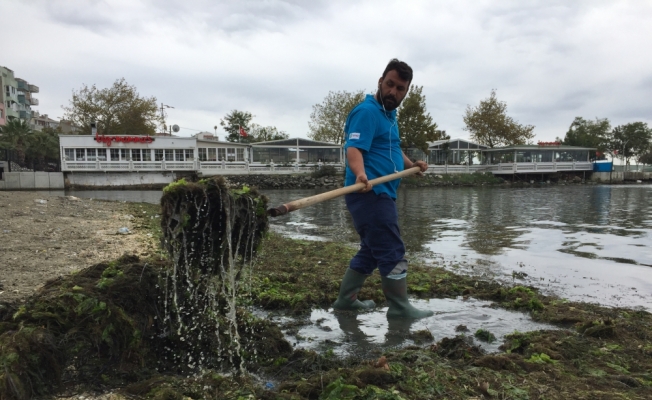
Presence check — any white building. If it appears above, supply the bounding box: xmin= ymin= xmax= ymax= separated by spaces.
xmin=59 ymin=134 xmax=343 ymax=186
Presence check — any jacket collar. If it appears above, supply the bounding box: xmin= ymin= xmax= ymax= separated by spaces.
xmin=365 ymin=94 xmax=397 ymax=119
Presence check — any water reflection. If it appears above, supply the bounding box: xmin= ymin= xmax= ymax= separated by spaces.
xmin=268 ymin=298 xmax=559 ymax=357
xmin=263 ymin=185 xmax=652 ymax=310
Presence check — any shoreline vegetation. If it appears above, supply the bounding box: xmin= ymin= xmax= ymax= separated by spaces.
xmin=0 ymin=194 xmax=651 ymax=399
xmin=60 ymin=169 xmax=631 ymax=192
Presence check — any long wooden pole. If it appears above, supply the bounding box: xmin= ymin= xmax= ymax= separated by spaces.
xmin=267 ymin=166 xmax=421 ymax=217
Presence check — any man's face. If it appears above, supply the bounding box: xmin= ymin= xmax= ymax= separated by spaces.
xmin=376 ymin=69 xmax=410 ymax=111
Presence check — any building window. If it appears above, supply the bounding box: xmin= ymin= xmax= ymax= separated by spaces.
xmin=120 ymin=149 xmax=129 ymax=161
xmin=175 ymin=149 xmax=184 ymax=161
xmin=64 ymin=149 xmax=74 ymax=161
xmin=75 ymin=149 xmax=85 ymax=161
xmin=165 ymin=149 xmax=174 ymax=161
xmin=227 ymin=148 xmax=235 ymax=161
xmin=217 ymin=148 xmax=226 ymax=161
xmin=131 ymin=149 xmax=141 ymax=161
xmin=143 ymin=149 xmax=152 ymax=161
xmin=155 ymin=149 xmax=164 ymax=161
xmin=516 ymin=151 xmax=533 ymax=163
xmin=198 ymin=148 xmax=207 ymax=161
xmin=87 ymin=148 xmax=97 ymax=161
xmin=236 ymin=148 xmax=244 ymax=162
xmin=97 ymin=149 xmax=107 ymax=161
xmin=185 ymin=149 xmax=194 ymax=161
xmin=208 ymin=148 xmax=216 ymax=161
xmin=110 ymin=149 xmax=120 ymax=161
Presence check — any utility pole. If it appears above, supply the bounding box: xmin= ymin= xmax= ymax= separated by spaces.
xmin=160 ymin=103 xmax=174 ymax=135
xmin=622 ymin=139 xmax=629 ymax=172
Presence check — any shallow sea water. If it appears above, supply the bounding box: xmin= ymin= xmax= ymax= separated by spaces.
xmin=49 ymin=184 xmax=651 ymax=354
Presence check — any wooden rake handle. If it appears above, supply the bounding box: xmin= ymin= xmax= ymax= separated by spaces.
xmin=267 ymin=166 xmax=421 ymax=217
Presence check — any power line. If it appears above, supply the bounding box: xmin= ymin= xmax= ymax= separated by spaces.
xmin=178 ymin=126 xmax=208 ymax=132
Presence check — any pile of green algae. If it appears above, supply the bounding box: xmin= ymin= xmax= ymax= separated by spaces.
xmin=1 ymin=182 xmax=651 ymax=399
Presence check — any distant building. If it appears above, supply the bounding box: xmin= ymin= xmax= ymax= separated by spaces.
xmin=57 ymin=119 xmax=80 ymax=134
xmin=0 ymin=66 xmax=39 ymax=126
xmin=30 ymin=112 xmax=59 ymax=131
xmin=194 ymin=131 xmax=220 ymax=141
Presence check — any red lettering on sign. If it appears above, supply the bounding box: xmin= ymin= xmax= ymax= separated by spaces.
xmin=94 ymin=134 xmax=154 ymax=147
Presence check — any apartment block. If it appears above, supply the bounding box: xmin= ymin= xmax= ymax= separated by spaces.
xmin=0 ymin=65 xmax=39 ymax=126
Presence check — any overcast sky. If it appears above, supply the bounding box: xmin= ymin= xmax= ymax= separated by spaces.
xmin=3 ymin=0 xmax=651 ymax=142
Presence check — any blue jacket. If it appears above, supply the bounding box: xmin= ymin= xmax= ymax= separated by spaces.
xmin=344 ymin=94 xmax=403 ymax=198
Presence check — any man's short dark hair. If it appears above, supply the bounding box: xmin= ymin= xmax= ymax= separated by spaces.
xmin=382 ymin=59 xmax=413 ymax=83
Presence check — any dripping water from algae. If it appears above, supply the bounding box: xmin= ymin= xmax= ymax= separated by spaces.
xmin=159 ymin=178 xmax=267 ymax=375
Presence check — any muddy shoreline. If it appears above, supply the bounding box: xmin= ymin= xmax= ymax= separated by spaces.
xmin=0 ymin=191 xmax=157 ymax=304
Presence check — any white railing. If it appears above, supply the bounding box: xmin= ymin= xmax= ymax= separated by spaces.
xmin=132 ymin=162 xmax=163 ymax=170
xmin=99 ymin=161 xmax=130 ymax=170
xmin=64 ymin=162 xmax=98 ymax=170
xmin=482 ymin=162 xmax=593 ymax=174
xmin=63 ymin=160 xmax=593 ymax=175
xmin=64 ymin=160 xmax=195 ymax=172
xmin=425 ymin=165 xmax=490 ymax=174
xmin=198 ymin=162 xmax=344 ymax=175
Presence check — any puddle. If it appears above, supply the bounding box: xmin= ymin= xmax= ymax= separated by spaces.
xmin=256 ymin=297 xmax=560 ymax=358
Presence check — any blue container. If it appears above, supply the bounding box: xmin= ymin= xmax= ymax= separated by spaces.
xmin=593 ymin=162 xmax=612 ymax=172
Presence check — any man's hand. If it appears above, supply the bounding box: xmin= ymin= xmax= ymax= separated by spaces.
xmin=411 ymin=160 xmax=428 ymax=176
xmin=347 ymin=147 xmax=372 ymax=192
xmin=356 ymin=173 xmax=372 ymax=192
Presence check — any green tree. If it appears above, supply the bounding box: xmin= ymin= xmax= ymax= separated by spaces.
xmin=638 ymin=148 xmax=652 ymax=166
xmin=62 ymin=78 xmax=161 ymax=136
xmin=463 ymin=89 xmax=535 ymax=148
xmin=220 ymin=110 xmax=253 ymax=143
xmin=248 ymin=124 xmax=289 ymax=142
xmin=308 ymin=90 xmax=365 ymax=144
xmin=397 ymin=85 xmax=446 ymax=153
xmin=561 ymin=117 xmax=611 ymax=158
xmin=27 ymin=127 xmax=60 ymax=165
xmin=611 ymin=122 xmax=652 ymax=168
xmin=0 ymin=119 xmax=32 ymax=164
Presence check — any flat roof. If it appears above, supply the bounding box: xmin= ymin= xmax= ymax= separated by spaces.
xmin=483 ymin=145 xmax=596 ymax=151
xmin=252 ymin=138 xmax=340 ymax=147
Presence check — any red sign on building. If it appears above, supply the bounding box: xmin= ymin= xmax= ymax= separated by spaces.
xmin=94 ymin=134 xmax=154 ymax=147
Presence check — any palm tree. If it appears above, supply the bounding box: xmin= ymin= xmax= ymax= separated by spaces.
xmin=27 ymin=129 xmax=60 ymax=170
xmin=0 ymin=119 xmax=32 ymax=165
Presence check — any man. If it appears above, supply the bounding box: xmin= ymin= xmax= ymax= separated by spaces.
xmin=332 ymin=59 xmax=433 ymax=319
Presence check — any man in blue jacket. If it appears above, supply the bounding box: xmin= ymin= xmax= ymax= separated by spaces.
xmin=332 ymin=59 xmax=433 ymax=319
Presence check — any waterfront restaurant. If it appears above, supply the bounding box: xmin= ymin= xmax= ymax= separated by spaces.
xmin=59 ymin=134 xmax=343 ymax=175
xmin=480 ymin=142 xmax=594 ymax=174
xmin=423 ymin=139 xmax=595 ymax=175
xmin=250 ymin=138 xmax=343 ymax=165
xmin=60 ymin=134 xmax=200 ymax=172
xmin=427 ymin=138 xmax=488 ymax=166
xmin=60 ymin=134 xmax=593 ymax=177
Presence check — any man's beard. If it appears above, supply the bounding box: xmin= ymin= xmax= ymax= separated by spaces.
xmin=376 ymin=88 xmax=401 ymax=111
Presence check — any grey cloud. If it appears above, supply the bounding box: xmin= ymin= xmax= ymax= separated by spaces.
xmin=44 ymin=0 xmax=117 ymax=32
xmin=39 ymin=0 xmax=332 ymax=36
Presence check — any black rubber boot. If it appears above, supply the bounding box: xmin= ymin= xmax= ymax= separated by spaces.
xmin=381 ymin=276 xmax=434 ymax=319
xmin=333 ymin=268 xmax=376 ymax=310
